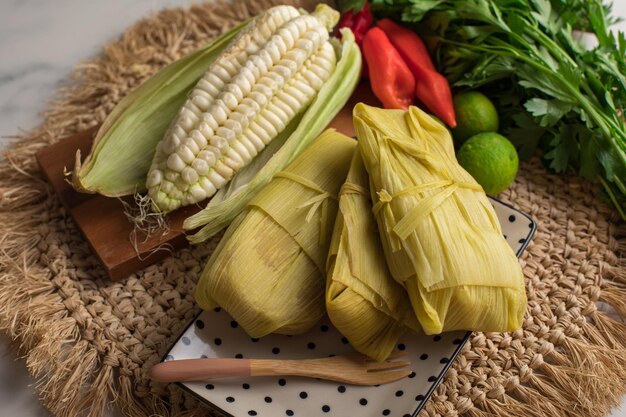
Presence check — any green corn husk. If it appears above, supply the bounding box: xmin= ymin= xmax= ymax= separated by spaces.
xmin=195 ymin=130 xmax=356 ymax=337
xmin=326 ymin=152 xmax=419 ymax=362
xmin=72 ymin=21 xmax=248 ymax=196
xmin=184 ymin=28 xmax=361 ymax=243
xmin=353 ymin=103 xmax=527 ymax=335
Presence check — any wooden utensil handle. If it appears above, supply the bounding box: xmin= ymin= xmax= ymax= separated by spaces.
xmin=249 ymin=359 xmax=327 ymax=378
xmin=150 ymin=358 xmax=252 ymax=382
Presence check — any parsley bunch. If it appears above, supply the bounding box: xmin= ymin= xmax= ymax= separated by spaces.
xmin=369 ymin=0 xmax=626 ymax=218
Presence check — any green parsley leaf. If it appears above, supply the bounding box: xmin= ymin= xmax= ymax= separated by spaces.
xmin=339 ymin=0 xmax=367 ymax=13
xmin=401 ymin=0 xmax=443 ymax=22
xmin=506 ymin=112 xmax=546 ymax=160
xmin=524 ymin=98 xmax=573 ymax=128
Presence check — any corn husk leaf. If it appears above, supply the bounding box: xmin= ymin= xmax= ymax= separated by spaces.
xmin=326 ymin=152 xmax=419 ymax=361
xmin=195 ymin=130 xmax=356 ymax=337
xmin=184 ymin=28 xmax=361 ymax=243
xmin=72 ymin=21 xmax=248 ymax=196
xmin=353 ymin=103 xmax=527 ymax=335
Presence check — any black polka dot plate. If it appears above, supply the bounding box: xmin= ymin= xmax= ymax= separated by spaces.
xmin=163 ymin=197 xmax=535 ymax=417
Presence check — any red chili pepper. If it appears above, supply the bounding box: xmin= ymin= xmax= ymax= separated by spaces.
xmin=337 ymin=2 xmax=373 ymax=47
xmin=362 ymin=27 xmax=415 ymax=110
xmin=414 ymin=72 xmax=457 ymax=127
xmin=377 ymin=19 xmax=457 ymax=127
xmin=337 ymin=3 xmax=374 ymax=78
xmin=377 ymin=19 xmax=435 ymax=71
xmin=337 ymin=10 xmax=356 ymax=32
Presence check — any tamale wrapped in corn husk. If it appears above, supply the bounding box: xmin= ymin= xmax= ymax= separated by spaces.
xmin=195 ymin=129 xmax=356 ymax=337
xmin=353 ymin=103 xmax=527 ymax=335
xmin=326 ymin=152 xmax=420 ymax=361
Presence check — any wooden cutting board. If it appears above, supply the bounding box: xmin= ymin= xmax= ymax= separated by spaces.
xmin=36 ymin=82 xmax=380 ymax=281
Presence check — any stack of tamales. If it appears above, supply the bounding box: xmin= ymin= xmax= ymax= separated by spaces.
xmin=353 ymin=103 xmax=526 ymax=335
xmin=195 ymin=130 xmax=356 ymax=337
xmin=326 ymin=152 xmax=419 ymax=361
xmin=195 ymin=102 xmax=527 ymax=355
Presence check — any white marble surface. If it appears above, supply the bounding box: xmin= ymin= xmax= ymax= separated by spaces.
xmin=0 ymin=1 xmax=625 ymax=416
xmin=0 ymin=0 xmax=186 ymax=139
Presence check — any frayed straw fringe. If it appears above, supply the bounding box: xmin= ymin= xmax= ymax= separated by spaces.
xmin=0 ymin=0 xmax=624 ymax=417
xmin=419 ymin=311 xmax=626 ymax=417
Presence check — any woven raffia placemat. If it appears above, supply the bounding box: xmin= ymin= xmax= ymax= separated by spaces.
xmin=0 ymin=1 xmax=625 ymax=416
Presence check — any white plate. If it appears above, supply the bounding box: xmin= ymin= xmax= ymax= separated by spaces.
xmin=164 ymin=197 xmax=536 ymax=417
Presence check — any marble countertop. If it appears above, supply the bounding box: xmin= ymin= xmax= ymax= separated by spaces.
xmin=0 ymin=1 xmax=625 ymax=417
xmin=0 ymin=0 xmax=188 ymax=138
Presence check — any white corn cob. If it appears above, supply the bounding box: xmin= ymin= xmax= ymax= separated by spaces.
xmin=150 ymin=5 xmax=301 ymax=168
xmin=146 ymin=6 xmax=338 ymax=212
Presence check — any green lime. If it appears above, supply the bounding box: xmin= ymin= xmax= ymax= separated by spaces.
xmin=456 ymin=132 xmax=519 ymax=195
xmin=452 ymin=91 xmax=499 ymax=146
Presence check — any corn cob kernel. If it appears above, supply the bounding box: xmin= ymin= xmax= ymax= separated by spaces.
xmin=147 ymin=9 xmax=338 ymax=212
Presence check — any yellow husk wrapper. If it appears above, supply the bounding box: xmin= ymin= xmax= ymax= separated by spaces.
xmin=353 ymin=103 xmax=527 ymax=335
xmin=195 ymin=129 xmax=356 ymax=337
xmin=326 ymin=152 xmax=419 ymax=361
